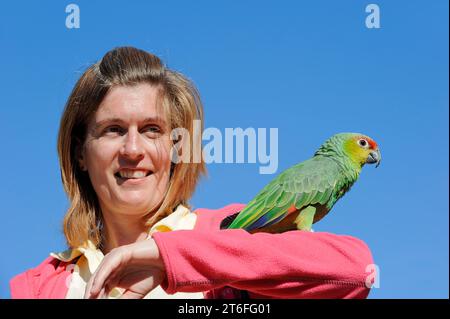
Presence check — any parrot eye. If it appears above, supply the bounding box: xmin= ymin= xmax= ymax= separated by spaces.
xmin=358 ymin=139 xmax=369 ymax=149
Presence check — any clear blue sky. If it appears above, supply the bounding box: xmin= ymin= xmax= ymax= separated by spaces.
xmin=0 ymin=0 xmax=448 ymax=298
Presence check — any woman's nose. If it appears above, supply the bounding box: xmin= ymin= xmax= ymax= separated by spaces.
xmin=120 ymin=129 xmax=145 ymax=160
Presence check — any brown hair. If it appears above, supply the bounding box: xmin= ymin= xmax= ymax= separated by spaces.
xmin=57 ymin=47 xmax=206 ymax=248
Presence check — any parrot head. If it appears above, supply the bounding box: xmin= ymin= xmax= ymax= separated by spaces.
xmin=342 ymin=133 xmax=381 ymax=168
xmin=315 ymin=133 xmax=381 ymax=169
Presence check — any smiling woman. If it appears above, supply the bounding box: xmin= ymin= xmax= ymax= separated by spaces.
xmin=79 ymin=84 xmax=173 ymax=254
xmin=58 ymin=48 xmax=205 ymax=253
xmin=9 ymin=47 xmax=375 ymax=299
xmin=77 ymin=84 xmax=174 ymax=252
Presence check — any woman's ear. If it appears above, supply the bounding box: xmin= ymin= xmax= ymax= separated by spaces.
xmin=78 ymin=158 xmax=87 ymax=171
xmin=170 ymin=162 xmax=176 ymax=178
xmin=75 ymin=138 xmax=87 ymax=171
xmin=171 ymin=129 xmax=192 ymax=164
xmin=170 ymin=133 xmax=184 ymax=164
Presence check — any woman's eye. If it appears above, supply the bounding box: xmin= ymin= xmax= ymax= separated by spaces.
xmin=101 ymin=125 xmax=162 ymax=137
xmin=143 ymin=125 xmax=161 ymax=135
xmin=104 ymin=126 xmax=124 ymax=135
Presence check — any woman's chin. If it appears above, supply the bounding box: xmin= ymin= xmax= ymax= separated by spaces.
xmin=113 ymin=198 xmax=156 ymax=215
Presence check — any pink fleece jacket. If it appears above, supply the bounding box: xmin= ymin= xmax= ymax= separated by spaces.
xmin=10 ymin=203 xmax=374 ymax=299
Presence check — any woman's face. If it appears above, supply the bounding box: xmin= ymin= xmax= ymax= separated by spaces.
xmin=80 ymin=84 xmax=172 ymax=219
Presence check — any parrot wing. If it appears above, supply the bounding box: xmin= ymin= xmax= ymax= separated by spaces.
xmin=227 ymin=156 xmax=339 ymax=231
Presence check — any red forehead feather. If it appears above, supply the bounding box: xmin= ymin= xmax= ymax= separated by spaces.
xmin=367 ymin=138 xmax=378 ymax=149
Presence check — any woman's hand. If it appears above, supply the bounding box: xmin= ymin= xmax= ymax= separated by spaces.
xmin=84 ymin=238 xmax=166 ymax=299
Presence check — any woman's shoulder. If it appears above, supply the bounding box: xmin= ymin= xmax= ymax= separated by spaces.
xmin=10 ymin=255 xmax=71 ymax=299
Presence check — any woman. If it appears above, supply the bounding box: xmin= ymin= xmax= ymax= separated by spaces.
xmin=10 ymin=47 xmax=374 ymax=299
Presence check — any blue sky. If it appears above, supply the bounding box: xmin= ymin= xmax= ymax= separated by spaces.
xmin=0 ymin=0 xmax=448 ymax=298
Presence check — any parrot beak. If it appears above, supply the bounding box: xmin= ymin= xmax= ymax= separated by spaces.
xmin=366 ymin=149 xmax=381 ymax=168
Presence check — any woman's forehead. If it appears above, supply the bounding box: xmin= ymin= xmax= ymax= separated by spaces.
xmin=93 ymin=84 xmax=168 ymax=124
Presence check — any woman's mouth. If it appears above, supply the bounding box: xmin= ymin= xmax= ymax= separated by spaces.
xmin=114 ymin=169 xmax=153 ymax=182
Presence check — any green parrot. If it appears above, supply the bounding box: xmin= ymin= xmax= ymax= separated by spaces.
xmin=221 ymin=133 xmax=381 ymax=233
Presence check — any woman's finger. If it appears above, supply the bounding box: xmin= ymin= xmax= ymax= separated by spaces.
xmin=84 ymin=267 xmax=101 ymax=299
xmin=89 ymin=252 xmax=123 ymax=297
xmin=119 ymin=290 xmax=144 ymax=299
xmin=103 ymin=269 xmax=124 ymax=295
xmin=92 ymin=254 xmax=123 ymax=294
xmin=98 ymin=286 xmax=106 ymax=299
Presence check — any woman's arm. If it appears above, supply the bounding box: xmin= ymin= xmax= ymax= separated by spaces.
xmin=152 ymin=228 xmax=374 ymax=298
xmin=84 ymin=204 xmax=375 ymax=299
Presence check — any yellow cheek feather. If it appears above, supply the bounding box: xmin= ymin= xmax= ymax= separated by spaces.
xmin=344 ymin=139 xmax=371 ymax=167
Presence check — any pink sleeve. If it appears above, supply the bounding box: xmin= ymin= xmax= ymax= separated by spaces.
xmin=152 ymin=228 xmax=374 ymax=298
xmin=10 ymin=256 xmax=71 ymax=299
xmin=10 ymin=271 xmax=35 ymax=299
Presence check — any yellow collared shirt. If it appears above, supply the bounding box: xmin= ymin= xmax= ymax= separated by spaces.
xmin=51 ymin=205 xmax=204 ymax=299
